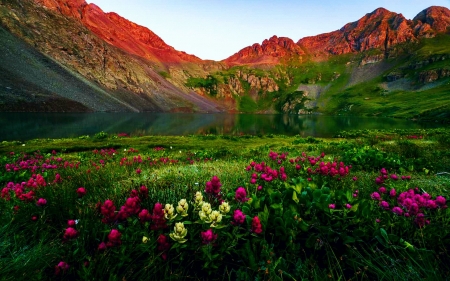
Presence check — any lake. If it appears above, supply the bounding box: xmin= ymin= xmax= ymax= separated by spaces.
xmin=0 ymin=113 xmax=445 ymax=141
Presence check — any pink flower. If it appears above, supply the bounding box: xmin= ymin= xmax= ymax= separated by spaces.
xmin=139 ymin=185 xmax=149 ymax=198
xmin=389 ymin=188 xmax=397 ymax=198
xmin=232 ymin=209 xmax=246 ymax=225
xmin=157 ymin=234 xmax=171 ymax=260
xmin=379 ymin=187 xmax=386 ymax=194
xmin=67 ymin=220 xmax=76 ymax=227
xmin=235 ymin=187 xmax=249 ymax=202
xmin=376 ymin=219 xmax=381 ymax=223
xmin=328 ymin=204 xmax=335 ymax=209
xmin=98 ymin=242 xmax=107 ymax=251
xmin=379 ymin=201 xmax=390 ymax=210
xmin=257 ymin=185 xmax=263 ymax=191
xmin=352 ymin=177 xmax=358 ymax=181
xmin=251 ymin=216 xmax=263 ymax=234
xmin=205 ymin=176 xmax=222 ymax=198
xmin=138 ymin=209 xmax=152 ymax=222
xmin=55 ymin=261 xmax=69 ymax=275
xmin=100 ymin=200 xmax=116 ymax=223
xmin=201 ymin=229 xmax=218 ymax=244
xmin=392 ymin=207 xmax=403 ymax=216
xmin=107 ymin=229 xmax=122 ymax=247
xmin=151 ymin=203 xmax=167 ymax=230
xmin=63 ymin=227 xmax=78 ymax=240
xmin=390 ymin=174 xmax=399 ymax=181
xmin=436 ymin=196 xmax=446 ymax=207
xmin=345 ymin=204 xmax=352 ymax=209
xmin=76 ymin=187 xmax=86 ymax=197
xmin=36 ymin=198 xmax=47 ymax=206
xmin=371 ymin=192 xmax=381 ymax=201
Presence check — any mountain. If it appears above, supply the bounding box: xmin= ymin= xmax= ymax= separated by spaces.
xmin=226 ymin=6 xmax=450 ymax=63
xmin=0 ymin=0 xmax=223 ymax=112
xmin=0 ymin=0 xmax=449 ymax=119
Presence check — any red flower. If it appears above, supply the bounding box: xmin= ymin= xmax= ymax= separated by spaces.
xmin=251 ymin=216 xmax=263 ymax=234
xmin=139 ymin=185 xmax=149 ymax=198
xmin=235 ymin=187 xmax=248 ymax=203
xmin=98 ymin=242 xmax=107 ymax=251
xmin=138 ymin=209 xmax=152 ymax=222
xmin=157 ymin=234 xmax=171 ymax=260
xmin=205 ymin=176 xmax=222 ymax=198
xmin=107 ymin=229 xmax=122 ymax=247
xmin=151 ymin=203 xmax=167 ymax=230
xmin=232 ymin=209 xmax=246 ymax=225
xmin=100 ymin=200 xmax=116 ymax=223
xmin=76 ymin=187 xmax=86 ymax=197
xmin=63 ymin=227 xmax=78 ymax=240
xmin=201 ymin=229 xmax=218 ymax=244
xmin=55 ymin=261 xmax=69 ymax=275
xmin=36 ymin=198 xmax=47 ymax=206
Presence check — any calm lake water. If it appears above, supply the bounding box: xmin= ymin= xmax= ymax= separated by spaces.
xmin=0 ymin=113 xmax=445 ymax=141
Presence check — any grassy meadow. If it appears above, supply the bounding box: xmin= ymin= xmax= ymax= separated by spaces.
xmin=1 ymin=129 xmax=450 ymax=280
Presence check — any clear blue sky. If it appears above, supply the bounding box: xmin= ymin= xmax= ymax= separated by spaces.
xmin=86 ymin=0 xmax=450 ymax=61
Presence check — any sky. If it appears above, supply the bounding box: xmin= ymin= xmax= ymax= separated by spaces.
xmin=86 ymin=0 xmax=450 ymax=61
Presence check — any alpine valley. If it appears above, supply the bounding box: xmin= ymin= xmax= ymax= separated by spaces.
xmin=1 ymin=0 xmax=450 ymax=119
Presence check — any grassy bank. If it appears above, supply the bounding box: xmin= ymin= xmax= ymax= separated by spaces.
xmin=1 ymin=129 xmax=450 ymax=280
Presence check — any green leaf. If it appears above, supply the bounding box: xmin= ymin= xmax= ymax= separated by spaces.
xmin=292 ymin=191 xmax=299 ymax=204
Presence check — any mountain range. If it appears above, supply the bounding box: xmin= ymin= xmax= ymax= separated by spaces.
xmin=0 ymin=0 xmax=449 ymax=119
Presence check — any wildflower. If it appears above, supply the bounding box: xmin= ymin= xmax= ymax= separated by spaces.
xmin=389 ymin=188 xmax=397 ymax=198
xmin=76 ymin=187 xmax=86 ymax=197
xmin=390 ymin=174 xmax=399 ymax=181
xmin=63 ymin=227 xmax=78 ymax=240
xmin=67 ymin=220 xmax=76 ymax=227
xmin=107 ymin=229 xmax=122 ymax=247
xmin=176 ymin=199 xmax=189 ymax=217
xmin=209 ymin=210 xmax=222 ymax=227
xmin=379 ymin=201 xmax=390 ymax=210
xmin=328 ymin=204 xmax=335 ymax=209
xmin=194 ymin=191 xmax=203 ymax=207
xmin=100 ymin=200 xmax=116 ymax=223
xmin=345 ymin=204 xmax=352 ymax=209
xmin=36 ymin=198 xmax=47 ymax=207
xmin=392 ymin=207 xmax=403 ymax=216
xmin=205 ymin=176 xmax=222 ymax=198
xmin=98 ymin=242 xmax=107 ymax=251
xmin=371 ymin=192 xmax=381 ymax=201
xmin=199 ymin=202 xmax=212 ymax=222
xmin=136 ymin=168 xmax=141 ymax=174
xmin=436 ymin=196 xmax=446 ymax=207
xmin=151 ymin=202 xmax=167 ymax=230
xmin=414 ymin=213 xmax=426 ymax=228
xmin=55 ymin=261 xmax=69 ymax=275
xmin=375 ymin=219 xmax=381 ymax=223
xmin=232 ymin=209 xmax=246 ymax=225
xmin=219 ymin=201 xmax=231 ymax=214
xmin=257 ymin=185 xmax=263 ymax=191
xmin=139 ymin=185 xmax=149 ymax=198
xmin=164 ymin=204 xmax=177 ymax=220
xmin=201 ymin=229 xmax=218 ymax=244
xmin=142 ymin=236 xmax=149 ymax=244
xmin=157 ymin=234 xmax=171 ymax=260
xmin=352 ymin=176 xmax=358 ymax=181
xmin=251 ymin=216 xmax=263 ymax=234
xmin=379 ymin=187 xmax=386 ymax=193
xmin=235 ymin=187 xmax=249 ymax=202
xmin=138 ymin=209 xmax=152 ymax=222
xmin=169 ymin=222 xmax=188 ymax=243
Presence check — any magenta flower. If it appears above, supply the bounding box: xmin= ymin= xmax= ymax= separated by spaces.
xmin=371 ymin=192 xmax=381 ymax=201
xmin=205 ymin=176 xmax=222 ymax=198
xmin=136 ymin=168 xmax=142 ymax=174
xmin=232 ymin=209 xmax=246 ymax=225
xmin=352 ymin=176 xmax=358 ymax=181
xmin=36 ymin=198 xmax=47 ymax=206
xmin=63 ymin=227 xmax=78 ymax=240
xmin=345 ymin=204 xmax=352 ymax=209
xmin=389 ymin=188 xmax=397 ymax=198
xmin=436 ymin=196 xmax=446 ymax=207
xmin=107 ymin=229 xmax=122 ymax=247
xmin=157 ymin=234 xmax=171 ymax=260
xmin=392 ymin=207 xmax=403 ymax=216
xmin=138 ymin=209 xmax=152 ymax=222
xmin=76 ymin=187 xmax=86 ymax=197
xmin=379 ymin=201 xmax=390 ymax=210
xmin=139 ymin=185 xmax=149 ymax=198
xmin=379 ymin=187 xmax=386 ymax=194
xmin=251 ymin=216 xmax=263 ymax=234
xmin=67 ymin=220 xmax=76 ymax=227
xmin=98 ymin=242 xmax=107 ymax=251
xmin=328 ymin=204 xmax=335 ymax=209
xmin=235 ymin=187 xmax=249 ymax=202
xmin=201 ymin=229 xmax=218 ymax=244
xmin=150 ymin=202 xmax=167 ymax=230
xmin=390 ymin=174 xmax=399 ymax=181
xmin=55 ymin=261 xmax=69 ymax=275
xmin=257 ymin=185 xmax=263 ymax=191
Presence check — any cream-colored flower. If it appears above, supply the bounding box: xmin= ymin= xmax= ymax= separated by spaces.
xmin=194 ymin=191 xmax=203 ymax=207
xmin=164 ymin=204 xmax=177 ymax=220
xmin=219 ymin=201 xmax=231 ymax=214
xmin=209 ymin=210 xmax=222 ymax=227
xmin=199 ymin=202 xmax=212 ymax=222
xmin=176 ymin=199 xmax=189 ymax=217
xmin=142 ymin=236 xmax=149 ymax=244
xmin=169 ymin=222 xmax=188 ymax=243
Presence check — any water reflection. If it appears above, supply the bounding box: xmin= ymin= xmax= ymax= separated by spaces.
xmin=0 ymin=113 xmax=443 ymax=141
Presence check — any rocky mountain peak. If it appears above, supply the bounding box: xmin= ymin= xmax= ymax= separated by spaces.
xmin=413 ymin=6 xmax=450 ymax=32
